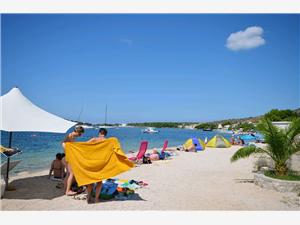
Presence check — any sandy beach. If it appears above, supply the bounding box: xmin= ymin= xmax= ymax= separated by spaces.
xmin=1 ymin=146 xmax=300 ymax=210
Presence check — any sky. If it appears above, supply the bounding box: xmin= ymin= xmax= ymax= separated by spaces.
xmin=1 ymin=14 xmax=299 ymax=123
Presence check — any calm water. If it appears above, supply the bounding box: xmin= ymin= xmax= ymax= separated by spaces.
xmin=1 ymin=127 xmax=231 ymax=174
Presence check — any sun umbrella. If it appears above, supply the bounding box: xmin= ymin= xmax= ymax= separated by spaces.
xmin=0 ymin=87 xmax=76 ymax=189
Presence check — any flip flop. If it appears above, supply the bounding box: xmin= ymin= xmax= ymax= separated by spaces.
xmin=73 ymin=195 xmax=87 ymax=200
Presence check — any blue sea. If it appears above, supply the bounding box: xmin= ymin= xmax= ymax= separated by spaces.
xmin=1 ymin=127 xmax=232 ymax=174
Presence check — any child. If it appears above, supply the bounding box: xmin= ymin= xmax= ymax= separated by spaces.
xmin=49 ymin=153 xmax=65 ymax=179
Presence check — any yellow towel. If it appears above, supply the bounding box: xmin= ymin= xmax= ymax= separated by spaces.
xmin=65 ymin=137 xmax=134 ymax=186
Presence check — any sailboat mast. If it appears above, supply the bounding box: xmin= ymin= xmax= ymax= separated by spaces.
xmin=77 ymin=104 xmax=84 ymax=121
xmin=104 ymin=104 xmax=108 ymax=125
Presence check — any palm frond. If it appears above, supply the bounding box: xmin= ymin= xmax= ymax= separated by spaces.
xmin=231 ymin=146 xmax=265 ymax=162
xmin=231 ymin=116 xmax=300 ymax=175
xmin=289 ymin=139 xmax=300 ymax=155
xmin=286 ymin=118 xmax=300 ymax=146
xmin=257 ymin=118 xmax=287 ymax=161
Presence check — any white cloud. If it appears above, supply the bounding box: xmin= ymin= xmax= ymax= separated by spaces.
xmin=120 ymin=38 xmax=133 ymax=46
xmin=226 ymin=26 xmax=266 ymax=51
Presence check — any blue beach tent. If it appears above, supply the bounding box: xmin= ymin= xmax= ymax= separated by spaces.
xmin=183 ymin=137 xmax=205 ymax=151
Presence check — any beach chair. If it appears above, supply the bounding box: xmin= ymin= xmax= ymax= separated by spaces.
xmin=161 ymin=140 xmax=168 ymax=153
xmin=1 ymin=160 xmax=22 ymax=196
xmin=128 ymin=141 xmax=148 ymax=161
xmin=1 ymin=160 xmax=22 ymax=179
xmin=1 ymin=145 xmax=22 ymax=192
xmin=157 ymin=140 xmax=169 ymax=159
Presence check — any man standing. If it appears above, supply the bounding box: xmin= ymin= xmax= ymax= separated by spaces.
xmin=85 ymin=128 xmax=108 ymax=203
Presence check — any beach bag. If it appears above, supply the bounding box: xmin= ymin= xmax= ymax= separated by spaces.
xmin=99 ymin=181 xmax=118 ymax=200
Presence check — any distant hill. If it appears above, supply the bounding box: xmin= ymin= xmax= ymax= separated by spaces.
xmin=209 ymin=116 xmax=262 ymax=126
xmin=67 ymin=108 xmax=300 ymax=128
xmin=210 ymin=108 xmax=300 ymax=125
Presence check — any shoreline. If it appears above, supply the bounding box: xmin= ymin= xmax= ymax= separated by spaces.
xmin=6 ymin=147 xmax=178 ymax=177
xmin=2 ymin=145 xmax=300 ymax=210
xmin=1 ymin=128 xmax=237 ymax=176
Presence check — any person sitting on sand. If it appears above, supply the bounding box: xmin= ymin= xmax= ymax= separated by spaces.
xmin=230 ymin=136 xmax=235 ymax=145
xmin=149 ymin=148 xmax=161 ymax=161
xmin=62 ymin=125 xmax=85 ymax=196
xmin=237 ymin=136 xmax=245 ymax=146
xmin=49 ymin=153 xmax=65 ymax=179
xmin=60 ymin=152 xmax=66 ymax=174
xmin=150 ymin=148 xmax=170 ymax=161
xmin=240 ymin=138 xmax=245 ymax=146
xmin=84 ymin=128 xmax=108 ymax=203
xmin=185 ymin=143 xmax=197 ymax=152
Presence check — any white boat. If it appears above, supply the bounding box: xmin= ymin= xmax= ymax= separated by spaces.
xmin=142 ymin=127 xmax=159 ymax=133
xmin=81 ymin=125 xmax=94 ymax=129
xmin=96 ymin=125 xmax=117 ymax=129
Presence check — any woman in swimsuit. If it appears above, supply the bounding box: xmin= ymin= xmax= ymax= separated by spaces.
xmin=62 ymin=126 xmax=85 ymax=196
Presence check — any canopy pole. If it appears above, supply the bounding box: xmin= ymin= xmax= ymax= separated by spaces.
xmin=5 ymin=132 xmax=12 ymax=190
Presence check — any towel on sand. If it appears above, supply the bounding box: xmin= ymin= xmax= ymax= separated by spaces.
xmin=65 ymin=137 xmax=134 ymax=186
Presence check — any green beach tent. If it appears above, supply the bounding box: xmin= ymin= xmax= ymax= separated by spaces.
xmin=206 ymin=135 xmax=231 ymax=148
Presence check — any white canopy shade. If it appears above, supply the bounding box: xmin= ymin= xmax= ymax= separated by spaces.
xmin=0 ymin=87 xmax=76 ymax=133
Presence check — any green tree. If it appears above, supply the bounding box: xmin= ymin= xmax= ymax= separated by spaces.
xmin=265 ymin=109 xmax=298 ymax=121
xmin=195 ymin=123 xmax=217 ymax=130
xmin=127 ymin=122 xmax=184 ymax=128
xmin=222 ymin=121 xmax=232 ymax=126
xmin=231 ymin=117 xmax=300 ymax=176
xmin=235 ymin=122 xmax=256 ymax=132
